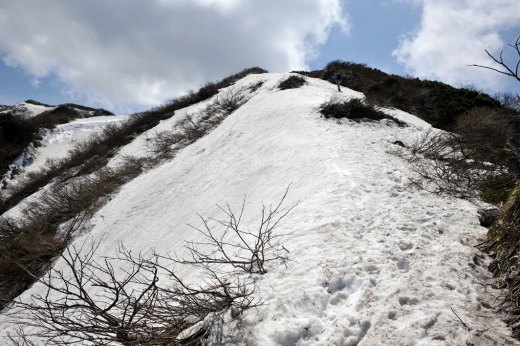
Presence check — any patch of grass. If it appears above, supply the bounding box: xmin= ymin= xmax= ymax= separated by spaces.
xmin=278 ymin=75 xmax=306 ymax=90
xmin=319 ymin=98 xmax=406 ymax=127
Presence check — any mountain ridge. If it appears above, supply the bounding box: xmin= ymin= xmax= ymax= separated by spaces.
xmin=0 ymin=71 xmax=517 ymax=344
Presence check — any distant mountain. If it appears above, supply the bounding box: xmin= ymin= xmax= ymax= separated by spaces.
xmin=0 ymin=100 xmax=114 ymax=187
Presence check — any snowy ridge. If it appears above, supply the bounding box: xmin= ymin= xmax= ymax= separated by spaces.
xmin=27 ymin=115 xmax=129 ymax=174
xmin=1 ymin=73 xmax=516 ymax=345
xmin=19 ymin=101 xmax=56 ymax=117
xmin=1 ymin=115 xmax=128 ymax=195
xmin=0 ymin=101 xmax=55 ymax=118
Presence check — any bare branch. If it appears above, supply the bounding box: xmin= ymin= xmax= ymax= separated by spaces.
xmin=8 ymin=237 xmax=258 ymax=345
xmin=469 ymin=35 xmax=520 ymax=83
xmin=179 ymin=186 xmax=297 ymax=275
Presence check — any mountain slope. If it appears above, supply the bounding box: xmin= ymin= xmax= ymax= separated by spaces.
xmin=1 ymin=73 xmax=516 ymax=345
xmin=0 ymin=100 xmax=114 ymax=188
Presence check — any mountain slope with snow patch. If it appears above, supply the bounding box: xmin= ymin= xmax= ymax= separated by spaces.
xmin=1 ymin=73 xmax=516 ymax=345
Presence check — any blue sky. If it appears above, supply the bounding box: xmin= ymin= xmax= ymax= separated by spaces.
xmin=0 ymin=0 xmax=519 ymax=113
xmin=309 ymin=0 xmax=421 ymax=74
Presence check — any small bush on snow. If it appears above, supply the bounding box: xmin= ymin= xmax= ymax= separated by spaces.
xmin=319 ymin=97 xmax=406 ymax=127
xmin=278 ymin=75 xmax=306 ymax=90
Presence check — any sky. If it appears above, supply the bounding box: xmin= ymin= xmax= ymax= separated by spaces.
xmin=0 ymin=0 xmax=519 ymax=114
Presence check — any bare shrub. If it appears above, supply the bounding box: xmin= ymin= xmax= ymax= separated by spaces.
xmin=117 ymin=155 xmax=154 ymax=177
xmin=148 ymin=130 xmax=182 ymax=160
xmin=0 ymin=157 xmax=151 ymax=310
xmin=455 ymin=108 xmax=516 ymax=162
xmin=403 ymin=130 xmax=489 ymax=198
xmin=495 ymin=92 xmax=520 ymax=112
xmin=179 ymin=187 xmax=297 ymax=275
xmin=149 ymin=86 xmax=248 ymax=161
xmin=0 ymin=68 xmax=266 ymax=216
xmin=248 ymin=81 xmax=264 ymax=93
xmin=176 ymin=115 xmax=209 ymax=143
xmin=6 ymin=188 xmax=294 ymax=343
xmin=0 ymin=69 xmax=267 ymax=313
xmin=207 ymin=86 xmax=247 ymax=115
xmin=9 ymin=239 xmax=258 ymax=345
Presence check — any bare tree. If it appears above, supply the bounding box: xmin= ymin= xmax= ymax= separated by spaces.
xmin=8 ymin=238 xmax=258 ymax=345
xmin=495 ymin=91 xmax=520 ymax=111
xmin=470 ymin=35 xmax=520 ymax=85
xmin=177 ymin=187 xmax=297 ymax=275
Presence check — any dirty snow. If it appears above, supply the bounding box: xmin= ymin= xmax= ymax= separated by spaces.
xmin=1 ymin=73 xmax=516 ymax=345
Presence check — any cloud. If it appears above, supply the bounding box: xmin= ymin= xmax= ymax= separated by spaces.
xmin=0 ymin=0 xmax=347 ymax=112
xmin=393 ymin=0 xmax=520 ymax=91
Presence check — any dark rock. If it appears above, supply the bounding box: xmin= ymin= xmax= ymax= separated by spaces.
xmin=478 ymin=207 xmax=502 ymax=227
xmin=393 ymin=140 xmax=405 ymax=147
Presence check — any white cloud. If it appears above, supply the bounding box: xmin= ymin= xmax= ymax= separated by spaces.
xmin=393 ymin=0 xmax=520 ymax=91
xmin=0 ymin=0 xmax=347 ymax=112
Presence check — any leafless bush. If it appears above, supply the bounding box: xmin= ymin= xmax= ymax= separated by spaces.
xmin=401 ymin=109 xmax=520 ymax=198
xmin=248 ymin=81 xmax=264 ymax=93
xmin=5 ymin=188 xmax=295 ymax=344
xmin=403 ymin=130 xmax=489 ymax=197
xmin=207 ymin=86 xmax=247 ymax=115
xmin=0 ymin=156 xmax=153 ymax=310
xmin=118 ymin=155 xmax=155 ymax=177
xmin=179 ymin=187 xmax=297 ymax=275
xmin=23 ymin=179 xmax=102 ymax=231
xmin=9 ymin=239 xmax=258 ymax=345
xmin=0 ymin=72 xmax=265 ymax=313
xmin=0 ymin=182 xmax=95 ymax=311
xmin=456 ymin=108 xmax=516 ymax=161
xmin=149 ymin=86 xmax=248 ymax=161
xmin=495 ymin=92 xmax=520 ymax=112
xmin=176 ymin=115 xmax=210 ymax=143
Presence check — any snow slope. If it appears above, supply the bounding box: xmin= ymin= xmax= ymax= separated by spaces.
xmin=0 ymin=101 xmax=55 ymax=118
xmin=26 ymin=115 xmax=129 ymax=173
xmin=2 ymin=73 xmax=516 ymax=345
xmin=1 ymin=114 xmax=128 ymax=199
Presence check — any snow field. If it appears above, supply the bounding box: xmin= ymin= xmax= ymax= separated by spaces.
xmin=27 ymin=115 xmax=129 ymax=173
xmin=2 ymin=73 xmax=517 ymax=345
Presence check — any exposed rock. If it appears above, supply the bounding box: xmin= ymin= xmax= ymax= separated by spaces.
xmin=478 ymin=207 xmax=502 ymax=227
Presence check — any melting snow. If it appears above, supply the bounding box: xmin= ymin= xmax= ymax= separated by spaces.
xmin=1 ymin=73 xmax=517 ymax=345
